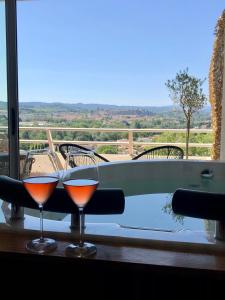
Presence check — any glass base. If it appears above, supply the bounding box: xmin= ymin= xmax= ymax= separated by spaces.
xmin=26 ymin=238 xmax=57 ymax=254
xmin=65 ymin=242 xmax=97 ymax=258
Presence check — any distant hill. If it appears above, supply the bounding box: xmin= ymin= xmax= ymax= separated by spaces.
xmin=0 ymin=101 xmax=211 ymax=129
xmin=19 ymin=102 xmax=177 ymax=113
xmin=0 ymin=101 xmax=210 ymax=113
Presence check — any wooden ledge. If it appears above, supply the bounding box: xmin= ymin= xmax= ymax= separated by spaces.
xmin=0 ymin=229 xmax=225 ymax=278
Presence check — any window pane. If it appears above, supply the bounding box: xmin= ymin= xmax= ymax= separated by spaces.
xmin=0 ymin=0 xmax=9 ymax=176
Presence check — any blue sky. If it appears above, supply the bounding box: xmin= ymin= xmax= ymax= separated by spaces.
xmin=3 ymin=0 xmax=225 ymax=106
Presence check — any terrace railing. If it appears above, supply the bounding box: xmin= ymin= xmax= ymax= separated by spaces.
xmin=0 ymin=126 xmax=213 ymax=156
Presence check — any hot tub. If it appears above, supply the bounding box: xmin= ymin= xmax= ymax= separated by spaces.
xmin=65 ymin=159 xmax=225 ymax=234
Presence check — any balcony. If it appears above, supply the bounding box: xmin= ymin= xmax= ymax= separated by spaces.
xmin=0 ymin=125 xmax=213 ymax=178
xmin=0 ymin=125 xmax=219 ymax=236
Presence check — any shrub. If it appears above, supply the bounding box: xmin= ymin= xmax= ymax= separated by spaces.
xmin=96 ymin=145 xmax=118 ymax=154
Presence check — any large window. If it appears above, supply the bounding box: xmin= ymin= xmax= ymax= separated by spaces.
xmin=14 ymin=0 xmax=222 ymax=236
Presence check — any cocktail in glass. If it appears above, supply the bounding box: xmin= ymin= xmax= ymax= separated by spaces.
xmin=23 ymin=176 xmax=59 ymax=254
xmin=63 ymin=150 xmax=99 ymax=257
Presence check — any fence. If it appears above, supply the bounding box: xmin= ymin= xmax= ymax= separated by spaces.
xmin=7 ymin=126 xmax=213 ymax=156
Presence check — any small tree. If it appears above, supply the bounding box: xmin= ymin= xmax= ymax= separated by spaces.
xmin=165 ymin=69 xmax=207 ymax=159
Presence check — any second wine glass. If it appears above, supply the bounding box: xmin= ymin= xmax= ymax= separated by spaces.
xmin=63 ymin=150 xmax=99 ymax=257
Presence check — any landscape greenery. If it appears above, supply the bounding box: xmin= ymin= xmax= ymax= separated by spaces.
xmin=0 ymin=101 xmax=212 ymax=157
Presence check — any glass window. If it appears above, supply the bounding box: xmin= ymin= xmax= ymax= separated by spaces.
xmin=0 ymin=0 xmax=9 ymax=176
xmin=15 ymin=0 xmax=219 ymax=237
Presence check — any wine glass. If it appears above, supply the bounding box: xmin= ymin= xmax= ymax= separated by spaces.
xmin=63 ymin=150 xmax=99 ymax=257
xmin=23 ymin=169 xmax=59 ymax=253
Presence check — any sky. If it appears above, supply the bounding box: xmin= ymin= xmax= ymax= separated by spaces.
xmin=1 ymin=0 xmax=225 ymax=106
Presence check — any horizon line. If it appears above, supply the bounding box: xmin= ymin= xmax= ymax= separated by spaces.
xmin=0 ymin=100 xmax=211 ymax=109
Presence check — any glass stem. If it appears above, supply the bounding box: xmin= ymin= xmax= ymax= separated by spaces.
xmin=39 ymin=204 xmax=44 ymax=242
xmin=79 ymin=208 xmax=84 ymax=247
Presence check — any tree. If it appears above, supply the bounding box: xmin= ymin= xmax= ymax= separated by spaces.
xmin=165 ymin=69 xmax=207 ymax=158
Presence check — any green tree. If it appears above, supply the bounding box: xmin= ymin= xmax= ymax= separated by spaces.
xmin=165 ymin=69 xmax=207 ymax=158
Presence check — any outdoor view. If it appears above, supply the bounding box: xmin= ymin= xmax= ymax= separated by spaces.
xmin=0 ymin=1 xmax=225 ymax=231
xmin=10 ymin=0 xmax=223 ymax=162
xmin=0 ymin=0 xmax=9 ymax=175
